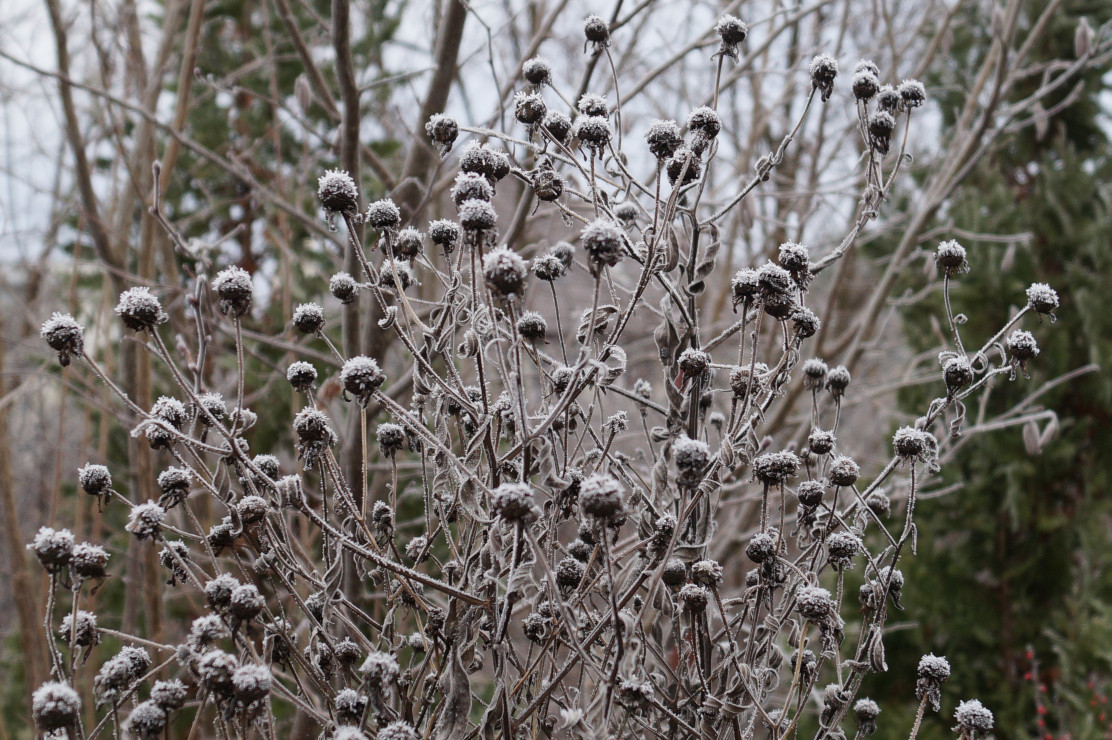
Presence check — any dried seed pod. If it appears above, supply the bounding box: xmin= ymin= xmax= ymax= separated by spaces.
xmin=41 ymin=312 xmax=84 ymax=366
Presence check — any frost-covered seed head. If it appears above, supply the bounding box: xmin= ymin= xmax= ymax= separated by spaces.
xmin=678 ymin=583 xmax=710 ymax=613
xmin=231 ymin=663 xmax=271 ymax=703
xmin=150 ymin=679 xmax=188 ymax=711
xmin=190 ymin=614 xmax=230 ymax=646
xmin=943 ymin=355 xmax=974 ymax=391
xmin=855 ymin=59 xmax=880 ymax=77
xmin=1007 ymin=330 xmax=1039 ymax=362
xmin=60 ymin=610 xmax=99 ymax=646
xmin=126 ymin=501 xmax=165 ymax=540
xmin=287 ymin=361 xmax=317 ymax=392
xmin=33 ymin=682 xmax=82 ymax=732
xmin=115 ymin=287 xmax=168 ymax=331
xmin=516 ymin=311 xmax=547 ymax=342
xmin=514 ymin=91 xmax=547 ymax=125
xmin=581 ymin=219 xmax=625 ymax=272
xmin=868 ymin=110 xmax=896 ymax=154
xmin=808 ymin=429 xmax=836 ymax=456
xmin=317 ymin=169 xmax=359 ymax=215
xmin=810 ymin=54 xmax=839 ymax=101
xmin=377 ymin=423 xmax=405 ymax=456
xmin=666 ymin=148 xmax=702 ymax=185
xmin=556 ymin=556 xmax=585 ymax=591
xmin=330 ymin=271 xmax=360 ymax=304
xmin=803 ymin=358 xmax=828 ymax=388
xmin=577 ymin=93 xmax=608 ymax=117
xmin=335 ymin=688 xmax=368 ymax=724
xmin=827 ymin=532 xmax=862 ymax=569
xmin=893 ymin=426 xmax=937 ymax=461
xmin=779 ymin=241 xmax=811 ymax=278
xmin=551 ymin=241 xmax=576 ymax=269
xmin=127 ymin=700 xmax=167 ymax=739
xmin=852 ymin=70 xmax=880 ymax=100
xmin=483 ymin=247 xmax=529 ymax=301
xmin=522 ymin=57 xmax=552 ymax=86
xmin=792 ymin=307 xmax=820 ymax=339
xmin=198 ymin=649 xmax=238 ymax=693
xmin=292 ymin=302 xmax=325 ymax=334
xmin=460 ymin=143 xmax=511 ymax=182
xmin=877 ymin=85 xmax=900 ymax=112
xmin=661 ymin=558 xmax=687 ymax=587
xmin=119 ymin=646 xmax=152 ymax=679
xmin=492 ymin=482 xmax=539 ymax=524
xmin=573 ymin=115 xmax=611 ymax=152
xmin=458 ymin=198 xmax=498 ymax=232
xmin=756 ymin=262 xmax=793 ymax=298
xmin=424 ymin=114 xmax=459 ymax=156
xmin=645 ymin=120 xmax=683 ymax=160
xmin=579 ymin=473 xmax=623 ymax=521
xmin=532 ymin=168 xmax=563 ymax=201
xmin=797 ymin=480 xmax=826 ymax=507
xmin=687 ymin=106 xmax=721 ymax=153
xmin=935 ymin=239 xmax=969 ymax=275
xmin=854 ymin=698 xmax=881 ymax=735
xmin=334 ymin=728 xmax=369 ymax=740
xmin=953 ymin=699 xmax=994 ymax=734
xmin=715 ymin=14 xmax=748 ymax=60
xmin=394 ymin=227 xmax=424 ymax=260
xmin=1027 ymin=282 xmax=1060 ymax=314
xmin=678 ymin=348 xmax=711 ymax=378
xmin=828 ymin=455 xmax=861 ymax=487
xmin=673 ymin=435 xmax=710 ymax=485
xmin=340 ymin=356 xmax=386 ymax=400
xmin=234 ymin=502 xmax=267 ymax=537
xmin=230 ymin=583 xmax=265 ymax=621
xmin=196 ymin=392 xmax=227 ymax=425
xmin=205 ymin=573 xmax=240 ymax=611
xmin=753 ymin=451 xmax=800 ymax=485
xmin=428 ymin=219 xmax=462 ymax=250
xmin=212 ymin=266 xmax=253 ymax=318
xmin=71 ymin=541 xmax=110 ymax=580
xmin=365 ymin=199 xmax=401 ymax=230
xmin=617 ymin=676 xmax=655 ymax=709
xmin=746 ymin=532 xmax=777 ymax=563
xmin=691 ymin=559 xmax=723 ymax=587
xmin=157 ymin=466 xmax=191 ymax=501
xmin=542 ymin=110 xmax=572 ymax=144
xmin=78 ymin=463 xmax=112 ymax=496
xmin=583 ymin=14 xmax=610 ymax=47
xmin=452 ymin=172 xmax=494 ymax=206
xmin=731 ymin=267 xmax=760 ymax=305
xmin=360 ymin=651 xmax=400 ymax=687
xmin=797 ymin=586 xmax=835 ymax=621
xmin=532 ymin=254 xmax=565 ymax=282
xmin=898 ymin=79 xmax=927 ymax=109
xmin=917 ymin=653 xmax=951 ymax=681
xmin=41 ymin=312 xmax=84 ymax=366
xmin=826 ymin=365 xmax=852 ymax=398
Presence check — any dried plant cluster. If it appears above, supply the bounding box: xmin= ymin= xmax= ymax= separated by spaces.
xmin=31 ymin=12 xmax=1061 ymax=740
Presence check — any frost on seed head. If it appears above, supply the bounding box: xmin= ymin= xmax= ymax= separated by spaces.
xmin=212 ymin=266 xmax=254 ymax=318
xmin=41 ymin=312 xmax=84 ymax=366
xmin=115 ymin=287 xmax=168 ymax=332
xmin=28 ymin=526 xmax=75 ymax=572
xmin=317 ymin=169 xmax=359 ymax=215
xmin=482 ymin=246 xmax=529 ymax=301
xmin=32 ymin=681 xmax=82 ymax=732
xmin=809 ymin=53 xmax=839 ymax=101
xmin=953 ymin=699 xmax=994 ymax=735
